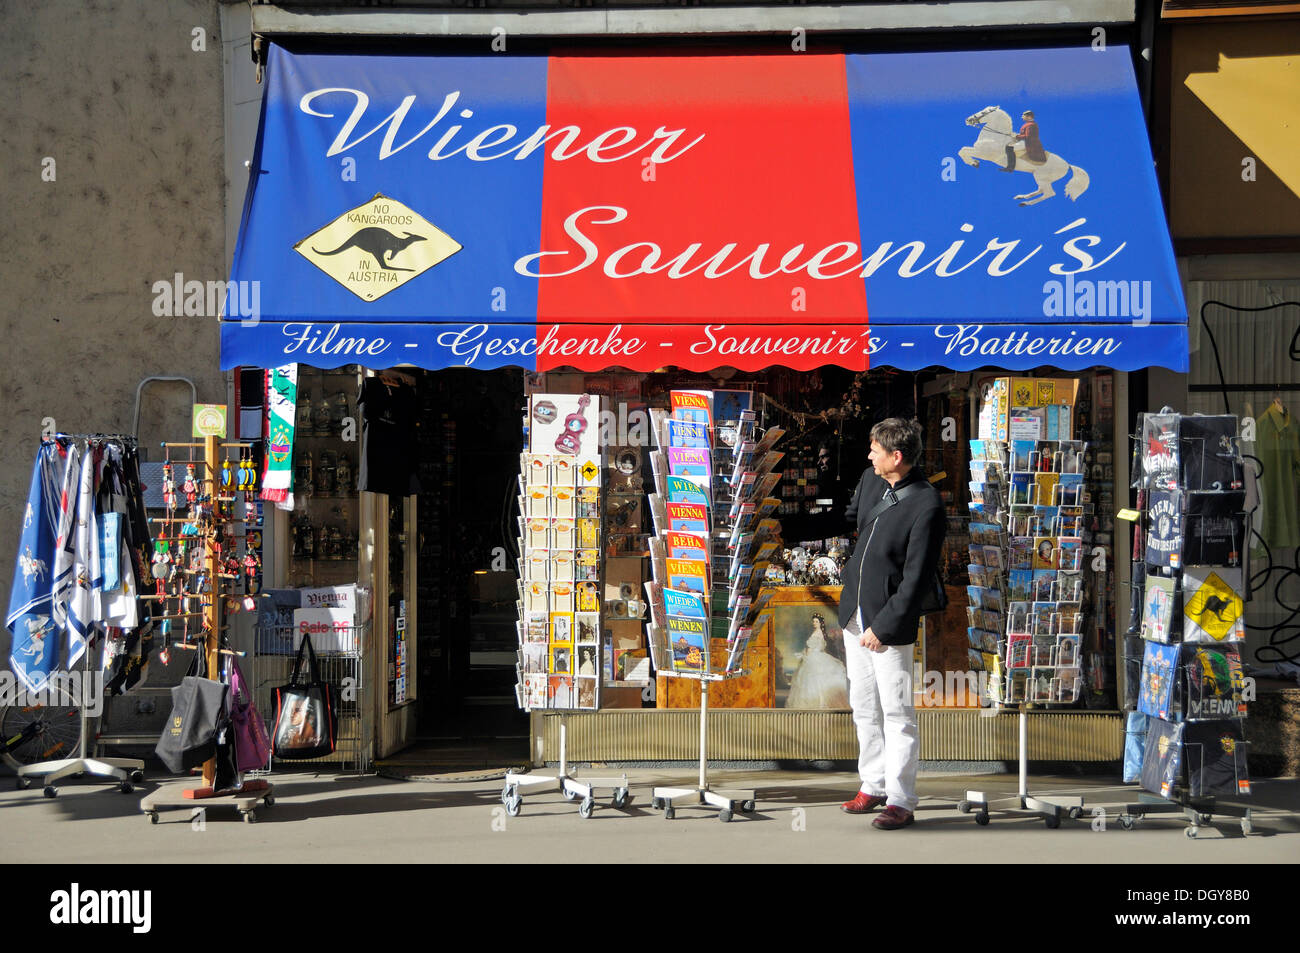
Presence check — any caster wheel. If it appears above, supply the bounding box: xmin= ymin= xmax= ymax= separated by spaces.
xmin=43 ymin=786 xmax=57 ymax=799
xmin=664 ymin=806 xmax=676 ymax=820
xmin=975 ymin=812 xmax=989 ymax=826
xmin=740 ymin=799 xmax=756 ymax=814
xmin=957 ymin=800 xmax=971 ymax=814
xmin=563 ymin=787 xmax=579 ymax=802
xmin=1241 ymin=819 xmax=1253 ymax=835
xmin=130 ymin=770 xmax=144 ymax=783
xmin=263 ymin=796 xmax=275 ymax=808
xmin=1119 ymin=815 xmax=1134 ymax=830
xmin=579 ymin=796 xmax=595 ymax=819
xmin=719 ymin=809 xmax=733 ymax=823
xmin=119 ymin=781 xmax=134 ymax=794
xmin=1068 ymin=806 xmax=1082 ymax=820
xmin=501 ymin=784 xmax=511 ymax=806
xmin=1045 ymin=814 xmax=1060 ymax=830
xmin=1199 ymin=814 xmax=1213 ymax=826
xmin=611 ymin=789 xmax=629 ymax=809
xmin=16 ymin=777 xmax=30 ymax=790
xmin=1185 ymin=826 xmax=1198 ymax=839
xmin=651 ymin=797 xmax=664 ymax=810
xmin=148 ymin=812 xmax=159 ymax=825
xmin=505 ymin=794 xmax=522 ymax=817
xmin=243 ymin=811 xmax=257 ymax=824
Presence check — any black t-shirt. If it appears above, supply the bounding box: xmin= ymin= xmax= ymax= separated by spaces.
xmin=357 ymin=378 xmax=420 ymax=497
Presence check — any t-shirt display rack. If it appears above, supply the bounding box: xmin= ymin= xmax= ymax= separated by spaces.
xmin=643 ymin=392 xmax=778 ymax=822
xmin=1116 ymin=409 xmax=1254 ymax=838
xmin=503 ymin=392 xmax=629 ymax=819
xmin=959 ymin=381 xmax=1093 ymax=827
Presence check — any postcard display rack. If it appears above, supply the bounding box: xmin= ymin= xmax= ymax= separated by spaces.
xmin=960 ymin=378 xmax=1092 ymax=827
xmin=643 ymin=391 xmax=782 ymax=822
xmin=1119 ymin=410 xmax=1253 ymax=838
xmin=503 ymin=393 xmax=629 ymax=819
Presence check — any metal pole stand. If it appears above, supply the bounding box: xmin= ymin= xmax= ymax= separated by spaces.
xmin=17 ymin=651 xmax=145 ymax=798
xmin=958 ymin=708 xmax=1084 ymax=829
xmin=650 ymin=676 xmax=756 ymax=823
xmin=502 ymin=713 xmax=629 ymax=819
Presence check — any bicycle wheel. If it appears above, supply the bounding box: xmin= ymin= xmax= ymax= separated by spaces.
xmin=0 ymin=705 xmax=82 ymax=765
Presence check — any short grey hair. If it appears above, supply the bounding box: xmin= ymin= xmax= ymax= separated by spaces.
xmin=870 ymin=418 xmax=924 ymax=467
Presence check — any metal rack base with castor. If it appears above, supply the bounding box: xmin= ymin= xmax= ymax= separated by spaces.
xmin=500 ymin=714 xmax=629 ymax=819
xmin=650 ymin=676 xmax=756 ymax=823
xmin=1114 ymin=793 xmax=1253 ymax=838
xmin=958 ymin=710 xmax=1084 ymax=829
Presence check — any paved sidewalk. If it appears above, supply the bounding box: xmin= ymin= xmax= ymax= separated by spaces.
xmin=2 ymin=768 xmax=1295 ymax=864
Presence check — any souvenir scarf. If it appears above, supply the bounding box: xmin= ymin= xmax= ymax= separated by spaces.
xmin=6 ymin=441 xmax=64 ymax=692
xmin=261 ymin=364 xmax=297 ymax=510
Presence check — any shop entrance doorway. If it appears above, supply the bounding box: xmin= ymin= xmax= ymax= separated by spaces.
xmin=414 ymin=368 xmax=529 ymax=759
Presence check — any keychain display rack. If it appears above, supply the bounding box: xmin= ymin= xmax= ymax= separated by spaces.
xmin=137 ymin=435 xmax=274 ymax=824
xmin=958 ymin=379 xmax=1097 ymax=826
xmin=1117 ymin=410 xmax=1253 ymax=838
xmin=643 ymin=391 xmax=781 ymax=822
xmin=504 ymin=392 xmax=628 ymax=817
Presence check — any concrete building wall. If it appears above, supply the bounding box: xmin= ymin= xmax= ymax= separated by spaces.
xmin=0 ymin=0 xmax=229 ymax=655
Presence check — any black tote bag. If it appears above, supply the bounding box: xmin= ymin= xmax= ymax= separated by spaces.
xmin=272 ymin=634 xmax=338 ymax=761
xmin=155 ymin=649 xmax=228 ymax=775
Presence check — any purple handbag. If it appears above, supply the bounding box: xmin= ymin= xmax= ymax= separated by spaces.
xmin=227 ymin=658 xmax=272 ymax=772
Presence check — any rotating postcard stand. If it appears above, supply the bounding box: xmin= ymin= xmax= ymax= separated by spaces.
xmin=504 ymin=393 xmax=628 ymax=818
xmin=962 ymin=430 xmax=1093 ymax=827
xmin=645 ymin=393 xmax=774 ymax=822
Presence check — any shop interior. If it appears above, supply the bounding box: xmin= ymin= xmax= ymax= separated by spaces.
xmin=248 ymin=361 xmax=1122 ymax=763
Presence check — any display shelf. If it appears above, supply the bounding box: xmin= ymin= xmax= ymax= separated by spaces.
xmin=1109 ymin=409 xmax=1254 ymax=838
xmin=644 ymin=390 xmax=771 ymax=821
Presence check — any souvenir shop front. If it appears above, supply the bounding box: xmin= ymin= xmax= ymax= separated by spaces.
xmin=218 ymin=43 xmax=1188 ymax=764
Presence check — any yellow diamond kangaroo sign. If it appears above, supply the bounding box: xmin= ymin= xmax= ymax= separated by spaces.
xmin=1184 ymin=569 xmax=1244 ymax=642
xmin=295 ymin=194 xmax=462 ymax=301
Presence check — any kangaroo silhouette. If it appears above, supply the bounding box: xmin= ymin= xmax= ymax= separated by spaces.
xmin=313 ymin=228 xmax=426 ymax=272
xmin=1201 ymin=595 xmax=1233 ymax=621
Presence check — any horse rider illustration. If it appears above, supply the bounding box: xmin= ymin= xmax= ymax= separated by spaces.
xmin=1004 ymin=110 xmax=1047 ymax=172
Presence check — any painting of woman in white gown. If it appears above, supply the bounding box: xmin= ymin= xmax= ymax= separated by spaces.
xmin=782 ymin=613 xmax=850 ymax=709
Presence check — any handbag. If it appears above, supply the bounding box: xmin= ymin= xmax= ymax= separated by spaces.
xmin=272 ymin=634 xmax=338 ymax=761
xmin=227 ymin=657 xmax=272 ymax=773
xmin=155 ymin=649 xmax=228 ymax=775
xmin=859 ymin=480 xmax=949 ymax=617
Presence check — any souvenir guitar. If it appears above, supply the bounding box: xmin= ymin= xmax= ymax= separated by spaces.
xmin=554 ymin=395 xmax=591 ymax=456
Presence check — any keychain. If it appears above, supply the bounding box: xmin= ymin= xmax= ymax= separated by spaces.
xmin=162 ymin=462 xmax=177 ymax=512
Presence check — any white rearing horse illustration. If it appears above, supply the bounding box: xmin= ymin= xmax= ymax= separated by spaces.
xmin=19 ymin=550 xmax=48 ymax=584
xmin=958 ymin=106 xmax=1090 ymax=207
